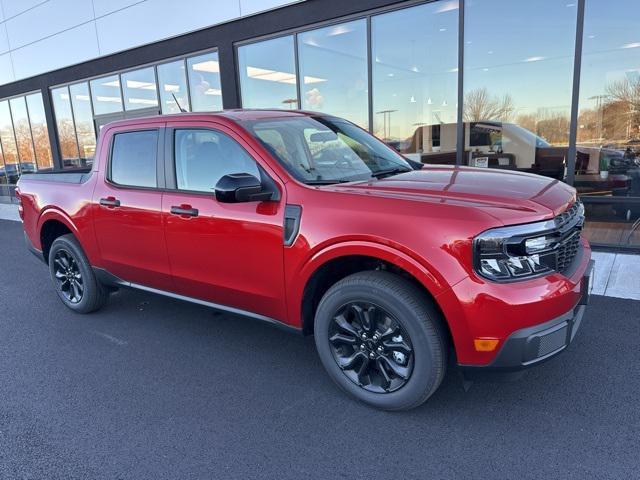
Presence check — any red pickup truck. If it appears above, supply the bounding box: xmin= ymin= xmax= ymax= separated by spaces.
xmin=17 ymin=110 xmax=593 ymax=410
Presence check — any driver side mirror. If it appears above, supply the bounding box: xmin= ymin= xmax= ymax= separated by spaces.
xmin=215 ymin=173 xmax=273 ymax=203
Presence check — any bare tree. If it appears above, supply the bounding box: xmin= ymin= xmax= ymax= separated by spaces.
xmin=605 ymin=77 xmax=640 ymax=141
xmin=606 ymin=78 xmax=640 ymax=111
xmin=463 ymin=87 xmax=515 ymax=122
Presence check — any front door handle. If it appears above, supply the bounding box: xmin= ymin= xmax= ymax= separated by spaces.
xmin=99 ymin=196 xmax=120 ymax=208
xmin=170 ymin=205 xmax=199 ymax=217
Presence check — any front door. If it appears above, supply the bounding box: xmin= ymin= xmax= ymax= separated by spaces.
xmin=92 ymin=122 xmax=174 ymax=291
xmin=161 ymin=122 xmax=287 ymax=321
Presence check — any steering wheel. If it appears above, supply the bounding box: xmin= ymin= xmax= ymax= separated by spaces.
xmin=314 ymin=149 xmax=356 ymax=169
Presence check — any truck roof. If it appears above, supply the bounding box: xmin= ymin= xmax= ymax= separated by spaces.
xmin=102 ymin=109 xmax=320 ymax=130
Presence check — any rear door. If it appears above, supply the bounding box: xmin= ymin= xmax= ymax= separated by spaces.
xmin=161 ymin=120 xmax=287 ymax=321
xmin=92 ymin=122 xmax=173 ymax=291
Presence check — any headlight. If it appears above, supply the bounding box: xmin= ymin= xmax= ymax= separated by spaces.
xmin=473 ymin=220 xmax=559 ymax=281
xmin=474 ymin=200 xmax=585 ymax=282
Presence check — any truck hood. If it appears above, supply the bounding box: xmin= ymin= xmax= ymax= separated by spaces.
xmin=327 ymin=165 xmax=576 ymax=225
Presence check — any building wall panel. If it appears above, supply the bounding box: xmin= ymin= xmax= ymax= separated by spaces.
xmin=5 ymin=0 xmax=95 ymax=50
xmin=11 ymin=22 xmax=100 ymax=80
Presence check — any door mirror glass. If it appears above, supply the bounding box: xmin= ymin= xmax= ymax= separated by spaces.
xmin=215 ymin=173 xmax=272 ymax=203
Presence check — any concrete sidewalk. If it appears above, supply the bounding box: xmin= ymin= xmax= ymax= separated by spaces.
xmin=0 ymin=203 xmax=20 ymax=222
xmin=1 ymin=203 xmax=639 ymax=301
xmin=591 ymin=252 xmax=640 ymax=301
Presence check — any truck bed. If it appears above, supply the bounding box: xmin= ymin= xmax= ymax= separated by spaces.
xmin=20 ymin=169 xmax=93 ymax=184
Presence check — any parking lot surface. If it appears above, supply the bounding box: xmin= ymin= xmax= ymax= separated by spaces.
xmin=1 ymin=219 xmax=638 ymax=479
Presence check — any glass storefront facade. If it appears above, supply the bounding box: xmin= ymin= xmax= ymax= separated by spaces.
xmin=0 ymin=0 xmax=638 ymax=250
xmin=371 ymin=2 xmax=459 ymax=162
xmin=574 ymin=0 xmax=640 ymax=247
xmin=298 ymin=20 xmax=369 ymax=128
xmin=237 ymin=36 xmax=299 ymax=109
xmin=46 ymin=49 xmax=222 ymax=169
xmin=0 ymin=92 xmax=52 ymax=196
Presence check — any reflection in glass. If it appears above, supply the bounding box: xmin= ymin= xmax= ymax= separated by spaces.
xmin=70 ymin=82 xmax=97 ymax=166
xmin=90 ymin=74 xmax=123 ymax=115
xmin=26 ymin=92 xmax=53 ymax=169
xmin=0 ymin=101 xmax=20 ymax=183
xmin=0 ymin=142 xmax=6 ymax=186
xmin=51 ymin=86 xmax=80 ymax=166
xmin=158 ymin=60 xmax=190 ymax=114
xmin=372 ymin=2 xmax=459 ymax=163
xmin=238 ymin=36 xmax=298 ymax=109
xmin=121 ymin=67 xmax=159 ymax=111
xmin=464 ymin=0 xmax=576 ymax=177
xmin=298 ymin=20 xmax=368 ymax=129
xmin=9 ymin=96 xmax=37 ymax=173
xmin=575 ymin=0 xmax=640 ymax=247
xmin=111 ymin=130 xmax=158 ymax=188
xmin=174 ymin=129 xmax=260 ymax=192
xmin=187 ymin=52 xmax=223 ymax=112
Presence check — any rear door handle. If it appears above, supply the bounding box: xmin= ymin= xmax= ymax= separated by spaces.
xmin=170 ymin=205 xmax=199 ymax=217
xmin=99 ymin=197 xmax=120 ymax=208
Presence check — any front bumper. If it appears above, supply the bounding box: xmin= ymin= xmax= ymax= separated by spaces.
xmin=460 ymin=259 xmax=594 ymax=374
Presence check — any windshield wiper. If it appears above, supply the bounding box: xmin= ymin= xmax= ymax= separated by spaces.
xmin=305 ymin=179 xmax=354 ymax=185
xmin=370 ymin=167 xmax=412 ymax=179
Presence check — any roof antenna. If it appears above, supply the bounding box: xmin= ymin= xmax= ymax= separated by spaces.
xmin=171 ymin=93 xmax=187 ymax=113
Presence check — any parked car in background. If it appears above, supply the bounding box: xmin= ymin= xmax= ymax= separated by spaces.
xmin=17 ymin=110 xmax=592 ymax=410
xmin=1 ymin=164 xmax=21 ymax=184
xmin=402 ymin=121 xmax=568 ymax=179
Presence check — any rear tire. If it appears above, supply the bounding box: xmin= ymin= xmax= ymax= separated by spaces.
xmin=49 ymin=234 xmax=108 ymax=314
xmin=314 ymin=271 xmax=447 ymax=411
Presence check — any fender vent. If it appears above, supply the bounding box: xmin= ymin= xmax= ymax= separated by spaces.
xmin=283 ymin=204 xmax=302 ymax=246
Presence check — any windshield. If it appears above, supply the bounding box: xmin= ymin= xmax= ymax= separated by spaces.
xmin=240 ymin=116 xmax=413 ymax=184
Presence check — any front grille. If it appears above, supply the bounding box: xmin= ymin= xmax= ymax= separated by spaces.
xmin=553 ymin=201 xmax=584 ymax=273
xmin=556 ymin=230 xmax=581 ymax=272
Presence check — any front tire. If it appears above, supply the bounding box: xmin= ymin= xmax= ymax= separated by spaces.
xmin=49 ymin=234 xmax=108 ymax=314
xmin=314 ymin=271 xmax=447 ymax=411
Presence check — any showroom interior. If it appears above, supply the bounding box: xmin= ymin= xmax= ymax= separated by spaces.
xmin=0 ymin=0 xmax=638 ymax=251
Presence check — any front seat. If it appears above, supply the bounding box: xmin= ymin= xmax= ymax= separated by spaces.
xmin=185 ymin=141 xmax=224 ymax=191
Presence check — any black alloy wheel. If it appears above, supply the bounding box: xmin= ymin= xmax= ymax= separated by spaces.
xmin=48 ymin=234 xmax=109 ymax=313
xmin=314 ymin=271 xmax=447 ymax=411
xmin=329 ymin=302 xmax=414 ymax=393
xmin=53 ymin=249 xmax=84 ymax=304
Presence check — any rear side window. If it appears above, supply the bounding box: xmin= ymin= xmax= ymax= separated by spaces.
xmin=110 ymin=130 xmax=158 ymax=187
xmin=174 ymin=129 xmax=260 ymax=193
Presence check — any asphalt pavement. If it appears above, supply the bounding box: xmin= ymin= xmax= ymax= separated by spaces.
xmin=1 ymin=219 xmax=639 ymax=479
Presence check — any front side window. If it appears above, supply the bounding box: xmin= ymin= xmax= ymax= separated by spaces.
xmin=242 ymin=116 xmax=412 ymax=184
xmin=110 ymin=130 xmax=158 ymax=188
xmin=174 ymin=129 xmax=260 ymax=193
